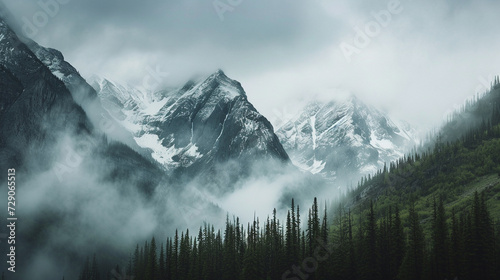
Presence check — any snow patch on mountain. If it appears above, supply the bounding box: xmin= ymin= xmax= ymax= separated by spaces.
xmin=134 ymin=134 xmax=177 ymax=165
xmin=91 ymin=70 xmax=289 ymax=172
xmin=275 ymin=95 xmax=418 ymax=185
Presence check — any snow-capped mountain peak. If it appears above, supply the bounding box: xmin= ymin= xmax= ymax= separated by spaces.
xmin=90 ymin=75 xmax=168 ymax=117
xmin=91 ymin=70 xmax=289 ymax=180
xmin=184 ymin=69 xmax=246 ymax=101
xmin=275 ymin=95 xmax=418 ymax=186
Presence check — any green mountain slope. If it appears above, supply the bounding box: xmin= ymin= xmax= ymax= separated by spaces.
xmin=345 ymin=77 xmax=500 ymax=226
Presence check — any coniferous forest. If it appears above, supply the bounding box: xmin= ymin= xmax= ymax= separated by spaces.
xmin=81 ymin=193 xmax=499 ymax=280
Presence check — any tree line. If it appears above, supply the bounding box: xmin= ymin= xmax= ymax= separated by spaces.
xmin=80 ymin=193 xmax=499 ymax=280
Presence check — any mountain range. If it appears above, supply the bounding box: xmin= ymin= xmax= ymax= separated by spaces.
xmin=88 ymin=75 xmax=419 ymax=192
xmin=1 ymin=9 xmax=420 ymax=279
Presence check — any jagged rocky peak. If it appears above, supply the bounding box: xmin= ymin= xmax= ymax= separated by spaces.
xmin=0 ymin=15 xmax=93 ymax=171
xmin=24 ymin=38 xmax=98 ymax=103
xmin=91 ymin=69 xmax=289 ymax=180
xmin=185 ymin=69 xmax=246 ymax=103
xmin=275 ymin=94 xmax=418 ymax=185
xmin=209 ymin=69 xmax=241 ymax=86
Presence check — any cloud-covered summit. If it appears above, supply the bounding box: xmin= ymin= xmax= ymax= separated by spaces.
xmin=2 ymin=0 xmax=500 ymax=130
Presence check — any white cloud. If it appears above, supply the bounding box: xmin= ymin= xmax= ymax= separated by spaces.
xmin=3 ymin=0 xmax=500 ymax=131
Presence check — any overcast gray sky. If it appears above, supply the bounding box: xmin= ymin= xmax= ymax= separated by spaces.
xmin=3 ymin=0 xmax=500 ymax=131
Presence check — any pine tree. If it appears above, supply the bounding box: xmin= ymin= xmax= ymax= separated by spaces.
xmin=321 ymin=205 xmax=328 ymax=245
xmin=79 ymin=257 xmax=90 ymax=280
xmin=431 ymin=197 xmax=449 ymax=280
xmin=291 ymin=199 xmax=298 ymax=265
xmin=494 ymin=218 xmax=500 ymax=278
xmin=91 ymin=254 xmax=100 ymax=280
xmin=378 ymin=216 xmax=390 ymax=280
xmin=331 ymin=204 xmax=347 ymax=279
xmin=361 ymin=200 xmax=378 ymax=280
xmin=166 ymin=237 xmax=173 ymax=280
xmin=450 ymin=207 xmax=463 ymax=279
xmin=127 ymin=253 xmax=133 ymax=279
xmin=142 ymin=241 xmax=149 ymax=279
xmin=241 ymin=217 xmax=263 ymax=280
xmin=296 ymin=205 xmax=301 ymax=258
xmin=188 ymin=237 xmax=198 ymax=280
xmin=172 ymin=230 xmax=179 ymax=280
xmin=391 ymin=205 xmax=405 ymax=279
xmin=285 ymin=210 xmax=292 ymax=266
xmin=178 ymin=230 xmax=190 ymax=280
xmin=312 ymin=198 xmax=320 ymax=243
xmin=307 ymin=208 xmax=313 ymax=256
xmin=317 ymin=204 xmax=329 ymax=279
xmin=269 ymin=209 xmax=282 ymax=280
xmin=399 ymin=201 xmax=425 ymax=280
xmin=222 ymin=216 xmax=238 ymax=280
xmin=133 ymin=244 xmax=140 ymax=279
xmin=347 ymin=209 xmax=357 ymax=280
xmin=465 ymin=192 xmax=496 ymax=279
xmin=159 ymin=243 xmax=166 ymax=280
xmin=147 ymin=237 xmax=158 ymax=280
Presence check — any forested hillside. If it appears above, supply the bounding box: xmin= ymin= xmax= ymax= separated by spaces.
xmin=347 ymin=76 xmax=500 ymax=223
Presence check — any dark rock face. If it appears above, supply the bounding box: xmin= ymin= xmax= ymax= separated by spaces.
xmin=0 ymin=13 xmax=164 ymax=188
xmin=159 ymin=71 xmax=288 ymax=164
xmin=26 ymin=39 xmax=98 ymax=104
xmin=93 ymin=70 xmax=290 ymax=188
xmin=0 ymin=15 xmax=166 ymax=279
xmin=0 ymin=18 xmax=92 ymax=171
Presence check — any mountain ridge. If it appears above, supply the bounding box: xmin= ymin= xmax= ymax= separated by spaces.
xmin=91 ymin=70 xmax=290 ymax=191
xmin=275 ymin=94 xmax=418 ymax=187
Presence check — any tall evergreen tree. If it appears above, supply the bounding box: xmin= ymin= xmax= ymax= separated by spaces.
xmin=399 ymin=201 xmax=425 ymax=280
xmin=361 ymin=200 xmax=379 ymax=280
xmin=188 ymin=237 xmax=198 ymax=280
xmin=91 ymin=254 xmax=100 ymax=280
xmin=465 ymin=191 xmax=496 ymax=279
xmin=133 ymin=244 xmax=140 ymax=279
xmin=166 ymin=237 xmax=173 ymax=280
xmin=159 ymin=243 xmax=166 ymax=280
xmin=172 ymin=230 xmax=179 ymax=280
xmin=146 ymin=237 xmax=158 ymax=280
xmin=79 ymin=257 xmax=90 ymax=280
xmin=178 ymin=230 xmax=190 ymax=280
xmin=431 ymin=197 xmax=449 ymax=280
xmin=450 ymin=207 xmax=464 ymax=279
xmin=390 ymin=205 xmax=405 ymax=279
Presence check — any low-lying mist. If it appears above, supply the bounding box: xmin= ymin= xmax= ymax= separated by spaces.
xmin=0 ymin=84 xmax=345 ymax=280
